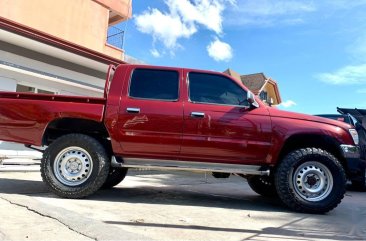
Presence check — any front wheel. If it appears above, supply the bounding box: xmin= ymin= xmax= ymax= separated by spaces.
xmin=275 ymin=148 xmax=346 ymax=213
xmin=41 ymin=134 xmax=110 ymax=198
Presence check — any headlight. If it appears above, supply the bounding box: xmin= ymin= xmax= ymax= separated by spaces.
xmin=349 ymin=129 xmax=359 ymax=145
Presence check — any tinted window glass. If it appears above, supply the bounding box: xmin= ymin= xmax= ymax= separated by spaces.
xmin=189 ymin=72 xmax=248 ymax=106
xmin=130 ymin=69 xmax=179 ymax=100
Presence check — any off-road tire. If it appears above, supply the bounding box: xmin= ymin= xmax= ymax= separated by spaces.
xmin=41 ymin=134 xmax=110 ymax=198
xmin=102 ymin=167 xmax=128 ymax=189
xmin=247 ymin=176 xmax=278 ymax=197
xmin=275 ymin=148 xmax=346 ymax=213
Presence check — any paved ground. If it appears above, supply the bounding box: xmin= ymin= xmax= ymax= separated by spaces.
xmin=0 ymin=141 xmax=42 ymax=162
xmin=0 ymin=166 xmax=366 ymax=241
xmin=0 ymin=142 xmax=36 ymax=151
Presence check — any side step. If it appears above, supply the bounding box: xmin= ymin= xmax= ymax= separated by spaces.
xmin=111 ymin=157 xmax=270 ymax=176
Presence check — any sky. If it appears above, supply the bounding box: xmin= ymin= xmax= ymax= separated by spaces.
xmin=112 ymin=0 xmax=366 ymax=115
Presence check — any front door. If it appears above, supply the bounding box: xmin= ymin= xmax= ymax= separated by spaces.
xmin=181 ymin=71 xmax=272 ymax=164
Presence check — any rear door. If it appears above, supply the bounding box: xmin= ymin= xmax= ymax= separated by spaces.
xmin=116 ymin=66 xmax=184 ymax=159
xmin=180 ymin=71 xmax=272 ymax=164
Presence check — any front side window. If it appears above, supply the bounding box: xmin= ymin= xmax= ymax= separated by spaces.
xmin=189 ymin=72 xmax=248 ymax=106
xmin=129 ymin=69 xmax=179 ymax=101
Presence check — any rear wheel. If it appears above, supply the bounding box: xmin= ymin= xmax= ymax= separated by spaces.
xmin=247 ymin=176 xmax=277 ymax=197
xmin=41 ymin=134 xmax=110 ymax=198
xmin=275 ymin=148 xmax=346 ymax=213
xmin=102 ymin=167 xmax=128 ymax=189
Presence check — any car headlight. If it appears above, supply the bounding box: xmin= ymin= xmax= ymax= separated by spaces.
xmin=349 ymin=129 xmax=359 ymax=145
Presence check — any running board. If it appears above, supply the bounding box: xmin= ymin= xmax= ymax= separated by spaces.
xmin=111 ymin=157 xmax=270 ymax=176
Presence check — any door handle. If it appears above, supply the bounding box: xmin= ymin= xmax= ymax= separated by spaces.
xmin=126 ymin=107 xmax=140 ymax=113
xmin=191 ymin=112 xmax=205 ymax=118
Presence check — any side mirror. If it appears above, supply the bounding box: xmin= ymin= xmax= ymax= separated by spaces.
xmin=247 ymin=91 xmax=259 ymax=108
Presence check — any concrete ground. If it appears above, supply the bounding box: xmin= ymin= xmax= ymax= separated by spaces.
xmin=0 ymin=165 xmax=366 ymax=241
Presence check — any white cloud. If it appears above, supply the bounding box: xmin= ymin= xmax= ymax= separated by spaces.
xmin=207 ymin=38 xmax=233 ymax=62
xmin=224 ymin=1 xmax=366 ymax=28
xmin=347 ymin=33 xmax=366 ymax=62
xmin=356 ymin=89 xmax=366 ymax=94
xmin=226 ymin=0 xmax=316 ymax=27
xmin=315 ymin=2 xmax=366 ymax=89
xmin=317 ymin=64 xmax=366 ymax=85
xmin=135 ymin=8 xmax=196 ymax=49
xmin=150 ymin=49 xmax=161 ymax=58
xmin=280 ymin=100 xmax=297 ymax=108
xmin=325 ymin=0 xmax=366 ymax=9
xmin=234 ymin=0 xmax=316 ymax=16
xmin=134 ymin=0 xmax=234 ymax=56
xmin=166 ymin=0 xmax=230 ymax=34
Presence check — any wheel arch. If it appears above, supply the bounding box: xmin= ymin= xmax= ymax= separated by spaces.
xmin=276 ymin=134 xmax=348 ymax=172
xmin=42 ymin=118 xmax=112 ymax=153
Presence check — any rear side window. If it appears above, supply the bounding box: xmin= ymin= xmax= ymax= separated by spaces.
xmin=129 ymin=69 xmax=179 ymax=101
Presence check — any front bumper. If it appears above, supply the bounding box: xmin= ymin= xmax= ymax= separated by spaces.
xmin=340 ymin=145 xmax=366 ymax=182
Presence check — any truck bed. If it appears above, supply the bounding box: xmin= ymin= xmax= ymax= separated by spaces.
xmin=0 ymin=91 xmax=106 ymax=146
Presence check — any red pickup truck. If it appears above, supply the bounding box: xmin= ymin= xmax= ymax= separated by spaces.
xmin=0 ymin=64 xmax=361 ymax=213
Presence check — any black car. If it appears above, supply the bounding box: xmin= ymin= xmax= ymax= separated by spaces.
xmin=316 ymin=108 xmax=366 ymax=190
xmin=316 ymin=114 xmax=354 ymax=125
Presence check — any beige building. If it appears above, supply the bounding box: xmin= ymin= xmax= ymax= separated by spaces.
xmin=0 ymin=0 xmax=131 ymax=59
xmin=224 ymin=69 xmax=282 ymax=106
xmin=0 ymin=0 xmax=132 ymax=97
xmin=0 ymin=0 xmax=132 ymax=152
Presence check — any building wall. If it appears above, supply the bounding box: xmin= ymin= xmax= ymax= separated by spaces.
xmin=94 ymin=0 xmax=132 ymax=24
xmin=0 ymin=0 xmax=130 ymax=59
xmin=262 ymin=84 xmax=280 ymax=105
xmin=0 ymin=77 xmax=16 ymax=91
xmin=0 ymin=1 xmax=130 ymax=153
xmin=0 ymin=48 xmax=105 ymax=96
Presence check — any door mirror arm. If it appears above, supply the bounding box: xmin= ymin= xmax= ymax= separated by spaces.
xmin=247 ymin=91 xmax=259 ymax=108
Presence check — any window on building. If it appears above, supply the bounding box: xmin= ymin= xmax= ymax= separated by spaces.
xmin=16 ymin=84 xmax=35 ymax=93
xmin=16 ymin=84 xmax=56 ymax=95
xmin=129 ymin=69 xmax=179 ymax=101
xmin=189 ymin=72 xmax=248 ymax=106
xmin=37 ymin=89 xmax=55 ymax=95
xmin=259 ymin=91 xmax=268 ymax=102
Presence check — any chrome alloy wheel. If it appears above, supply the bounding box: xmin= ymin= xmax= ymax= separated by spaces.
xmin=292 ymin=161 xmax=333 ymax=202
xmin=53 ymin=147 xmax=93 ymax=186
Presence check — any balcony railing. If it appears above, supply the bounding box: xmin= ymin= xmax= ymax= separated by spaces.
xmin=107 ymin=26 xmax=124 ymax=49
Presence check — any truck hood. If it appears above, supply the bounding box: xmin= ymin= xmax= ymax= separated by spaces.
xmin=268 ymin=107 xmax=353 ymax=130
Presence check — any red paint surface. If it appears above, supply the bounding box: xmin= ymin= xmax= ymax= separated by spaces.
xmin=0 ymin=64 xmax=355 ymax=165
xmin=0 ymin=93 xmax=105 ymax=146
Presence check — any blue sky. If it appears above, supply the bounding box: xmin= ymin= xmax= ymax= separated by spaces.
xmin=113 ymin=0 xmax=366 ymax=114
